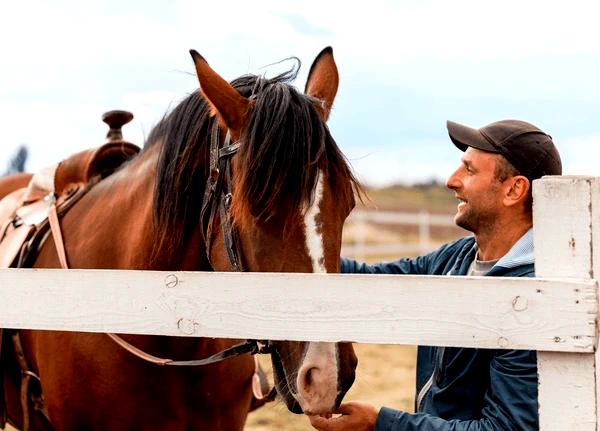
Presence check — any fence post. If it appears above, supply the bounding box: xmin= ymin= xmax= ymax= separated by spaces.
xmin=418 ymin=210 xmax=431 ymax=253
xmin=353 ymin=211 xmax=367 ymax=262
xmin=534 ymin=176 xmax=599 ymax=430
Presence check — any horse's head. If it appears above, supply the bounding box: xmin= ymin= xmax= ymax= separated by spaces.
xmin=189 ymin=48 xmax=357 ymax=274
xmin=151 ymin=47 xmax=359 ymax=415
xmin=191 ymin=48 xmax=359 ymax=415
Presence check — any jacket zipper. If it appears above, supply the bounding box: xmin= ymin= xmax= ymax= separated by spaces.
xmin=415 ymin=373 xmax=433 ymax=412
xmin=416 ymin=347 xmax=445 ymax=412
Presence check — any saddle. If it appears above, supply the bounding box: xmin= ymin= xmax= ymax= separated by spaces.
xmin=0 ymin=141 xmax=140 ymax=269
xmin=0 ymin=111 xmax=139 ymax=430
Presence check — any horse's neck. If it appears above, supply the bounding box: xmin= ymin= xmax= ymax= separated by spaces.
xmin=54 ymin=146 xmax=207 ymax=271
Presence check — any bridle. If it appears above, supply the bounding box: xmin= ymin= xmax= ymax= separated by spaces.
xmin=199 ymin=121 xmax=245 ymax=271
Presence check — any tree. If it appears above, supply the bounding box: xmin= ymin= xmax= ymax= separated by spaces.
xmin=3 ymin=145 xmax=29 ymax=175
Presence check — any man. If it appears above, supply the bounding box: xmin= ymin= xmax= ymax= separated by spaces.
xmin=309 ymin=119 xmax=562 ymax=431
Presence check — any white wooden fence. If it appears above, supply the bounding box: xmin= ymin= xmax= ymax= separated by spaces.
xmin=0 ymin=176 xmax=598 ymax=430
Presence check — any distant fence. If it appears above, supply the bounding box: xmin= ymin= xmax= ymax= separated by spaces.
xmin=0 ymin=176 xmax=599 ymax=430
xmin=342 ymin=210 xmax=457 ymax=260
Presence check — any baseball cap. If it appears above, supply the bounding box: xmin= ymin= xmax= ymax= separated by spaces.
xmin=447 ymin=119 xmax=562 ymax=181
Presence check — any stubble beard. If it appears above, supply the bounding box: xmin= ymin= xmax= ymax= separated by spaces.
xmin=455 ymin=206 xmax=496 ymax=235
xmin=455 ymin=210 xmax=476 ymax=233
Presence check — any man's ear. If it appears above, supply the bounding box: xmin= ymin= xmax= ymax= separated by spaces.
xmin=503 ymin=176 xmax=530 ymax=207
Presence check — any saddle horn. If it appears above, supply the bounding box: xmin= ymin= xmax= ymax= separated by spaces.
xmin=102 ymin=110 xmax=134 ymax=144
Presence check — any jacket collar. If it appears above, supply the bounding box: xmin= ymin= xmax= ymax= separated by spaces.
xmin=494 ymin=228 xmax=534 ymax=269
xmin=448 ymin=228 xmax=534 ymax=276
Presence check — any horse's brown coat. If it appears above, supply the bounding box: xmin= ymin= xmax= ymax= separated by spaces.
xmin=0 ymin=173 xmax=32 ymax=200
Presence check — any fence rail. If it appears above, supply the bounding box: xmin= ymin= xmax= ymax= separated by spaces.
xmin=343 ymin=210 xmax=459 ymax=259
xmin=0 ymin=269 xmax=595 ymax=352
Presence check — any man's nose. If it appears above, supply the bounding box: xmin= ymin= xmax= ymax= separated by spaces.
xmin=446 ymin=169 xmax=460 ymax=190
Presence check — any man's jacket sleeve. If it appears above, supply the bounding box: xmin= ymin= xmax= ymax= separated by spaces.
xmin=375 ymin=349 xmax=538 ymax=431
xmin=340 ymin=254 xmax=432 ymax=275
xmin=340 ymin=238 xmax=468 ymax=275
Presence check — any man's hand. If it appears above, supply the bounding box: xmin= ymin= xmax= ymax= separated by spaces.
xmin=308 ymin=401 xmax=380 ymax=431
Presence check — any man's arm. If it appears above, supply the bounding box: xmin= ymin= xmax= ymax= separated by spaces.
xmin=340 ymin=237 xmax=470 ymax=275
xmin=376 ymin=349 xmax=538 ymax=431
xmin=340 ymin=256 xmax=430 ymax=274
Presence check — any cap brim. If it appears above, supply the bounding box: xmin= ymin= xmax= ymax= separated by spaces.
xmin=447 ymin=120 xmax=499 ymax=153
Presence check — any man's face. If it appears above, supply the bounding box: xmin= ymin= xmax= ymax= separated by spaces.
xmin=446 ymin=147 xmax=505 ymax=233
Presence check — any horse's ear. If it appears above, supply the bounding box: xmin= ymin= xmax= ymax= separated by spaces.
xmin=190 ymin=50 xmax=249 ymax=134
xmin=304 ymin=47 xmax=339 ymax=122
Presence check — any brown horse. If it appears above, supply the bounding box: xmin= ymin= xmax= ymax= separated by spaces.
xmin=2 ymin=47 xmax=359 ymax=430
xmin=0 ymin=173 xmax=32 ymax=200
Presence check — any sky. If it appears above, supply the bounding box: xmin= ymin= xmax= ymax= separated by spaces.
xmin=1 ymin=0 xmax=600 ymax=187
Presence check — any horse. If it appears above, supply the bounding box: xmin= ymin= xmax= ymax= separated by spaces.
xmin=1 ymin=47 xmax=360 ymax=430
xmin=0 ymin=173 xmax=32 ymax=200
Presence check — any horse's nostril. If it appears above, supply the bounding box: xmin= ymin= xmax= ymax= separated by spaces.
xmin=303 ymin=367 xmax=315 ymax=388
xmin=294 ymin=342 xmax=341 ymax=414
xmin=300 ymin=365 xmax=327 ymax=395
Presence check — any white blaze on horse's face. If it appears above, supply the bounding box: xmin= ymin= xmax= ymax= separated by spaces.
xmin=294 ymin=170 xmax=340 ymax=414
xmin=303 ymin=171 xmax=327 ymax=273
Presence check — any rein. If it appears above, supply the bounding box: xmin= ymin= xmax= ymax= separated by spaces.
xmin=107 ymin=334 xmax=271 ymax=366
xmin=43 ymin=194 xmax=261 ymax=368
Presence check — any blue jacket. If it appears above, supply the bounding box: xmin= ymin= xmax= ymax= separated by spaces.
xmin=340 ymin=233 xmax=538 ymax=430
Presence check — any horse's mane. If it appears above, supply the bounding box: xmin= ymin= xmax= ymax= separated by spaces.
xmin=146 ymin=66 xmax=360 ymax=260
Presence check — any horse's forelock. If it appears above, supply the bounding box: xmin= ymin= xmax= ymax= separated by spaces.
xmin=232 ymin=82 xmax=324 ymax=223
